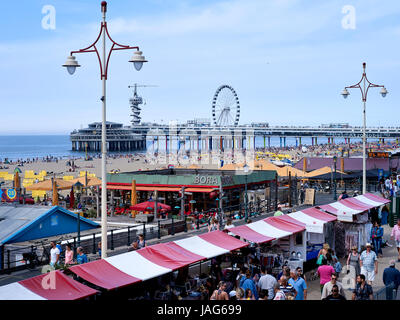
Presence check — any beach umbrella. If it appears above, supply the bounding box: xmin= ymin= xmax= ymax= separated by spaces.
xmin=69 ymin=176 xmax=101 ymax=187
xmin=26 ymin=178 xmax=73 ymax=191
xmin=69 ymin=187 xmax=75 ymax=209
xmin=52 ymin=179 xmax=59 ymax=206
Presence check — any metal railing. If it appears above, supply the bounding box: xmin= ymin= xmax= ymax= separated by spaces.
xmin=374 ymin=283 xmax=398 ymax=300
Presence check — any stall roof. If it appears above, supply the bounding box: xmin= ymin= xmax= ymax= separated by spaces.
xmin=69 ymin=259 xmax=141 ymax=290
xmin=0 ymin=271 xmax=98 ymax=300
xmin=229 ymin=216 xmax=305 ymax=244
xmin=69 ymin=231 xmax=248 ymax=290
xmin=318 ymin=193 xmax=390 ymax=219
xmin=277 ymin=208 xmax=336 ymax=234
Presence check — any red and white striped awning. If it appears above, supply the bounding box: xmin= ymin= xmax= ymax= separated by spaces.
xmin=69 ymin=231 xmax=248 ymax=290
xmin=228 ymin=216 xmax=305 ymax=244
xmin=319 ymin=193 xmax=390 ymax=221
xmin=354 ymin=193 xmax=391 ymax=207
xmin=0 ymin=270 xmax=98 ymax=300
xmin=277 ymin=208 xmax=336 ymax=233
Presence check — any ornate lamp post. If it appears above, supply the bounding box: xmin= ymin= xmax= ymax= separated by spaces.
xmin=63 ymin=1 xmax=147 ymax=258
xmin=341 ymin=62 xmax=387 ymax=195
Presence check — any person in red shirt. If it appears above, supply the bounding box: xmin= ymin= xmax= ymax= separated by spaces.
xmin=317 ymin=258 xmax=335 ymax=293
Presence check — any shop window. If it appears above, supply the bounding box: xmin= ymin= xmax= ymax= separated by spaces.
xmin=295 ymin=232 xmax=303 ymax=245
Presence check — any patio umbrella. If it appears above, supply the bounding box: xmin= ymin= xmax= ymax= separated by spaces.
xmin=69 ymin=187 xmax=75 ymax=209
xmin=52 ymin=179 xmax=59 ymax=206
xmin=130 ymin=201 xmax=171 ymax=212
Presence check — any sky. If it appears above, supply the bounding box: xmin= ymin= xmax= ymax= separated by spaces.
xmin=1 ymin=0 xmax=400 ymax=134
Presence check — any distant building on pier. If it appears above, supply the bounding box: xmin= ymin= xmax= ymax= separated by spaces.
xmin=70 ymin=121 xmax=146 ymax=152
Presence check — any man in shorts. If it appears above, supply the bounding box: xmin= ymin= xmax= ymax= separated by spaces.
xmin=391 ymin=219 xmax=400 ymax=262
xmin=360 ymin=243 xmax=378 ymax=285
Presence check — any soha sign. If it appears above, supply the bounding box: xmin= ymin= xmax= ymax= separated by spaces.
xmin=193 ymin=175 xmax=219 ymax=185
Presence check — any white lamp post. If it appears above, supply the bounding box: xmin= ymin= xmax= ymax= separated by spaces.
xmin=341 ymin=62 xmax=387 ymax=194
xmin=63 ymin=1 xmax=147 ymax=259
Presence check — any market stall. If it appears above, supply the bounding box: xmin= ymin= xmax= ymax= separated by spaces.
xmin=69 ymin=231 xmax=248 ymax=293
xmin=228 ymin=216 xmax=306 ymax=275
xmin=276 ymin=207 xmax=337 ymax=261
xmin=0 ymin=270 xmax=98 ymax=300
xmin=318 ymin=192 xmax=390 ymax=256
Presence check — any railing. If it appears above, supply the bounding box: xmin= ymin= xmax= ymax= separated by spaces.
xmin=374 ymin=284 xmax=398 ymax=300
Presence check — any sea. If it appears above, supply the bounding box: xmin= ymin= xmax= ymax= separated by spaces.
xmin=0 ymin=135 xmax=380 ymax=161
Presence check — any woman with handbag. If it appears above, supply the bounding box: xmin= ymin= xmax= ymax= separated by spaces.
xmin=346 ymin=246 xmax=361 ymax=277
xmin=316 ymin=243 xmax=330 ymax=266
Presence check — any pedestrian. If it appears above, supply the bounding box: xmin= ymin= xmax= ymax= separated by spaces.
xmin=274 ymin=206 xmax=284 ymax=217
xmin=317 ymin=258 xmax=335 ymax=293
xmin=235 ymin=287 xmax=245 ymax=300
xmin=98 ymin=242 xmax=101 ymax=257
xmin=288 ymin=269 xmax=307 ymax=300
xmin=64 ymin=243 xmax=74 ymax=266
xmin=390 ymin=218 xmax=400 ymax=262
xmin=360 ymin=243 xmax=378 ymax=286
xmin=316 ymin=243 xmax=330 ymax=266
xmin=296 ymin=267 xmax=307 ymax=284
xmin=257 ymin=266 xmax=277 ymax=300
xmin=128 ymin=242 xmax=139 ymax=252
xmin=137 ymin=234 xmax=146 ymax=248
xmin=370 ymin=221 xmax=384 ymax=257
xmin=321 ymin=273 xmax=345 ymax=299
xmin=49 ymin=241 xmax=60 ymax=268
xmin=210 ymin=281 xmax=229 ymax=300
xmin=76 ymin=246 xmax=88 ymax=264
xmin=236 ymin=267 xmax=247 ymax=289
xmin=352 ymin=274 xmax=373 ymax=300
xmin=208 ymin=218 xmax=219 ymax=232
xmin=258 ymin=289 xmax=269 ymax=300
xmin=279 ymin=275 xmax=296 ymax=299
xmin=322 ymin=284 xmax=347 ymax=301
xmin=241 ymin=270 xmax=258 ymax=300
xmin=346 ymin=246 xmax=361 ymax=277
xmin=273 ymin=282 xmax=286 ymax=300
xmin=383 ymin=259 xmax=400 ymax=300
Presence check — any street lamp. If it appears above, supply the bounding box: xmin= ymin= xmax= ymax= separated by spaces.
xmin=63 ymin=1 xmax=147 ymax=259
xmin=341 ymin=62 xmax=387 ymax=195
xmin=243 ymin=163 xmax=249 ymax=221
xmin=333 ymin=156 xmax=337 ymax=201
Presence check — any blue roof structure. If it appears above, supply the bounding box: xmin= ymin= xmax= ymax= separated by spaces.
xmin=0 ymin=206 xmax=99 ymax=245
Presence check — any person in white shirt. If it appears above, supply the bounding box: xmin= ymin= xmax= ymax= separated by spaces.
xmin=258 ymin=266 xmax=278 ymax=300
xmin=49 ymin=241 xmax=60 ymax=267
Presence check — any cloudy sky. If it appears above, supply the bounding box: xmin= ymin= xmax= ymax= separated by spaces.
xmin=1 ymin=0 xmax=400 ymax=134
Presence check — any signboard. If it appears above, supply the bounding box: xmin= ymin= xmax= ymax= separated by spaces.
xmin=0 ymin=189 xmax=19 ymax=202
xmin=305 ymin=223 xmax=324 ymax=234
xmin=304 ymin=188 xmax=315 ymax=205
xmin=193 ymin=175 xmax=219 ymax=185
xmin=336 ymin=210 xmax=353 ymax=222
xmin=368 ymin=152 xmax=389 ymax=158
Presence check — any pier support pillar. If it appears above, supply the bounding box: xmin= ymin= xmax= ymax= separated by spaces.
xmin=263 ymin=136 xmax=266 ymax=150
xmin=299 ymin=137 xmax=302 ymax=146
xmin=280 ymin=137 xmax=282 ymax=148
xmin=283 ymin=137 xmax=286 ymax=148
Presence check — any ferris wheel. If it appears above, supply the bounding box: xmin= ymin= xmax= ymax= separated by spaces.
xmin=212 ymin=85 xmax=240 ymax=127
